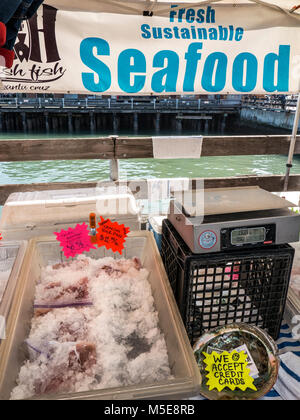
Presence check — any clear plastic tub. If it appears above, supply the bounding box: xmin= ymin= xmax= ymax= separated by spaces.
xmin=0 ymin=241 xmax=27 ymax=323
xmin=0 ymin=232 xmax=201 ymax=400
xmin=0 ymin=187 xmax=141 ymax=241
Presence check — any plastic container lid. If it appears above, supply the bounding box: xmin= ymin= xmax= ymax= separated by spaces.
xmin=174 ymin=186 xmax=296 ymax=217
xmin=148 ymin=216 xmax=166 ymax=234
xmin=0 ymin=187 xmax=140 ymax=230
xmin=0 ymin=241 xmax=27 ymax=323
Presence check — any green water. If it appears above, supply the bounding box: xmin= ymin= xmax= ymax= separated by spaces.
xmin=0 ymin=127 xmax=299 ymax=185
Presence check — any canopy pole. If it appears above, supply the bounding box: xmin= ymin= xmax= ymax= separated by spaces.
xmin=283 ymin=92 xmax=300 ymax=192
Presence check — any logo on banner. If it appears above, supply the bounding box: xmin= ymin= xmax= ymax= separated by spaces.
xmin=1 ymin=5 xmax=66 ymax=90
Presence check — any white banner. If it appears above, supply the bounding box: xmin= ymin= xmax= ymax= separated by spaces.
xmin=1 ymin=3 xmax=300 ymax=95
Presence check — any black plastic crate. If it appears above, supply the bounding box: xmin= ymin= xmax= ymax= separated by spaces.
xmin=161 ymin=219 xmax=295 ymax=344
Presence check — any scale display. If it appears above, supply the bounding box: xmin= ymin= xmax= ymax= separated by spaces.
xmin=220 ymin=224 xmax=276 ymax=251
xmin=231 ymin=227 xmax=266 ymax=245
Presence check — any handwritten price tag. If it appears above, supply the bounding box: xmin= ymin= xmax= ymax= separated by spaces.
xmin=54 ymin=223 xmax=96 ymax=259
xmin=96 ymin=217 xmax=130 ymax=255
xmin=203 ymin=350 xmax=257 ymax=392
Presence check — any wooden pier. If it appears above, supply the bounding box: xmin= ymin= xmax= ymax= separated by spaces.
xmin=0 ymin=97 xmax=240 ymax=134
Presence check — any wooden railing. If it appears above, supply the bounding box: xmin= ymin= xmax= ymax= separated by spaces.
xmin=1 ymin=135 xmax=299 ymax=162
xmin=0 ymin=97 xmax=241 ymax=113
xmin=0 ymin=134 xmax=299 ymax=206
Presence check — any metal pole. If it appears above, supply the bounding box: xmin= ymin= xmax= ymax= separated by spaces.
xmin=283 ymin=92 xmax=300 ymax=192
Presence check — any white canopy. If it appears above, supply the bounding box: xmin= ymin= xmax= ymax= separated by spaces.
xmin=44 ymin=0 xmax=300 ymax=19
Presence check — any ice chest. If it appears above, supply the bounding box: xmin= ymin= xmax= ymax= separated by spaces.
xmin=0 ymin=187 xmax=141 ymax=241
xmin=0 ymin=241 xmax=27 ymax=334
xmin=147 ymin=216 xmax=165 ymax=252
xmin=0 ymin=231 xmax=201 ymax=400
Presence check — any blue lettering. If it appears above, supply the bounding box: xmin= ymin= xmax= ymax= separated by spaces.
xmin=80 ymin=37 xmax=111 ymax=92
xmin=263 ymin=45 xmax=290 ymax=92
xmin=118 ymin=49 xmax=146 ymax=93
xmin=183 ymin=42 xmax=203 ymax=92
xmin=196 ymin=9 xmax=205 ymax=23
xmin=235 ymin=28 xmax=244 ymax=41
xmin=152 ymin=50 xmax=179 ymax=93
xmin=206 ymin=6 xmax=215 ymax=23
xmin=186 ymin=9 xmax=195 ymax=23
xmin=232 ymin=53 xmax=257 ymax=92
xmin=80 ymin=38 xmax=290 ymax=96
xmin=208 ymin=28 xmax=218 ymax=40
xmin=163 ymin=28 xmax=173 ymax=39
xmin=178 ymin=8 xmax=186 ymax=22
xmin=169 ymin=5 xmax=178 ymax=22
xmin=169 ymin=6 xmax=215 ymax=24
xmin=153 ymin=27 xmax=162 ymax=39
xmin=202 ymin=52 xmax=227 ymax=92
xmin=141 ymin=24 xmax=151 ymax=39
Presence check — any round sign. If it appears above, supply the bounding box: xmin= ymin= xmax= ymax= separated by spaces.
xmin=199 ymin=230 xmax=217 ymax=249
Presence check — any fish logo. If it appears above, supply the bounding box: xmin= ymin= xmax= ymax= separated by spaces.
xmin=1 ymin=4 xmax=66 ymax=86
xmin=14 ymin=4 xmax=60 ymax=64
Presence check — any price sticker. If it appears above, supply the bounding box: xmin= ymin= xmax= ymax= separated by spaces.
xmin=96 ymin=217 xmax=130 ymax=255
xmin=203 ymin=350 xmax=257 ymax=392
xmin=54 ymin=223 xmax=96 ymax=259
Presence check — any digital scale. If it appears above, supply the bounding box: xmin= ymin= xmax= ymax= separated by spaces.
xmin=168 ymin=186 xmax=300 ymax=254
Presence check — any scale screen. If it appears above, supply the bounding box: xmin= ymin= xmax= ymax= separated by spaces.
xmin=231 ymin=227 xmax=266 ymax=245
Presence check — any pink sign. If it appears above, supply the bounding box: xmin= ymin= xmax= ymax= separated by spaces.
xmin=54 ymin=223 xmax=96 ymax=258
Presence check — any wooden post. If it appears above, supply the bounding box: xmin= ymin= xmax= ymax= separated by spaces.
xmin=204 ymin=119 xmax=209 ymax=134
xmin=58 ymin=115 xmax=63 ymax=131
xmin=4 ymin=114 xmax=8 ymax=131
xmin=113 ymin=114 xmax=119 ymax=134
xmin=221 ymin=114 xmax=227 ymax=133
xmin=68 ymin=113 xmax=73 ymax=134
xmin=90 ymin=111 xmax=96 ymax=134
xmin=155 ymin=113 xmax=160 ymax=134
xmin=21 ymin=112 xmax=27 ymax=134
xmin=109 ymin=135 xmax=119 ymax=181
xmin=176 ymin=115 xmax=182 ymax=133
xmin=27 ymin=116 xmax=32 ymax=133
xmin=53 ymin=116 xmax=58 ymax=132
xmin=74 ymin=115 xmax=80 ymax=133
xmin=45 ymin=112 xmax=50 ymax=134
xmin=133 ymin=112 xmax=139 ymax=133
